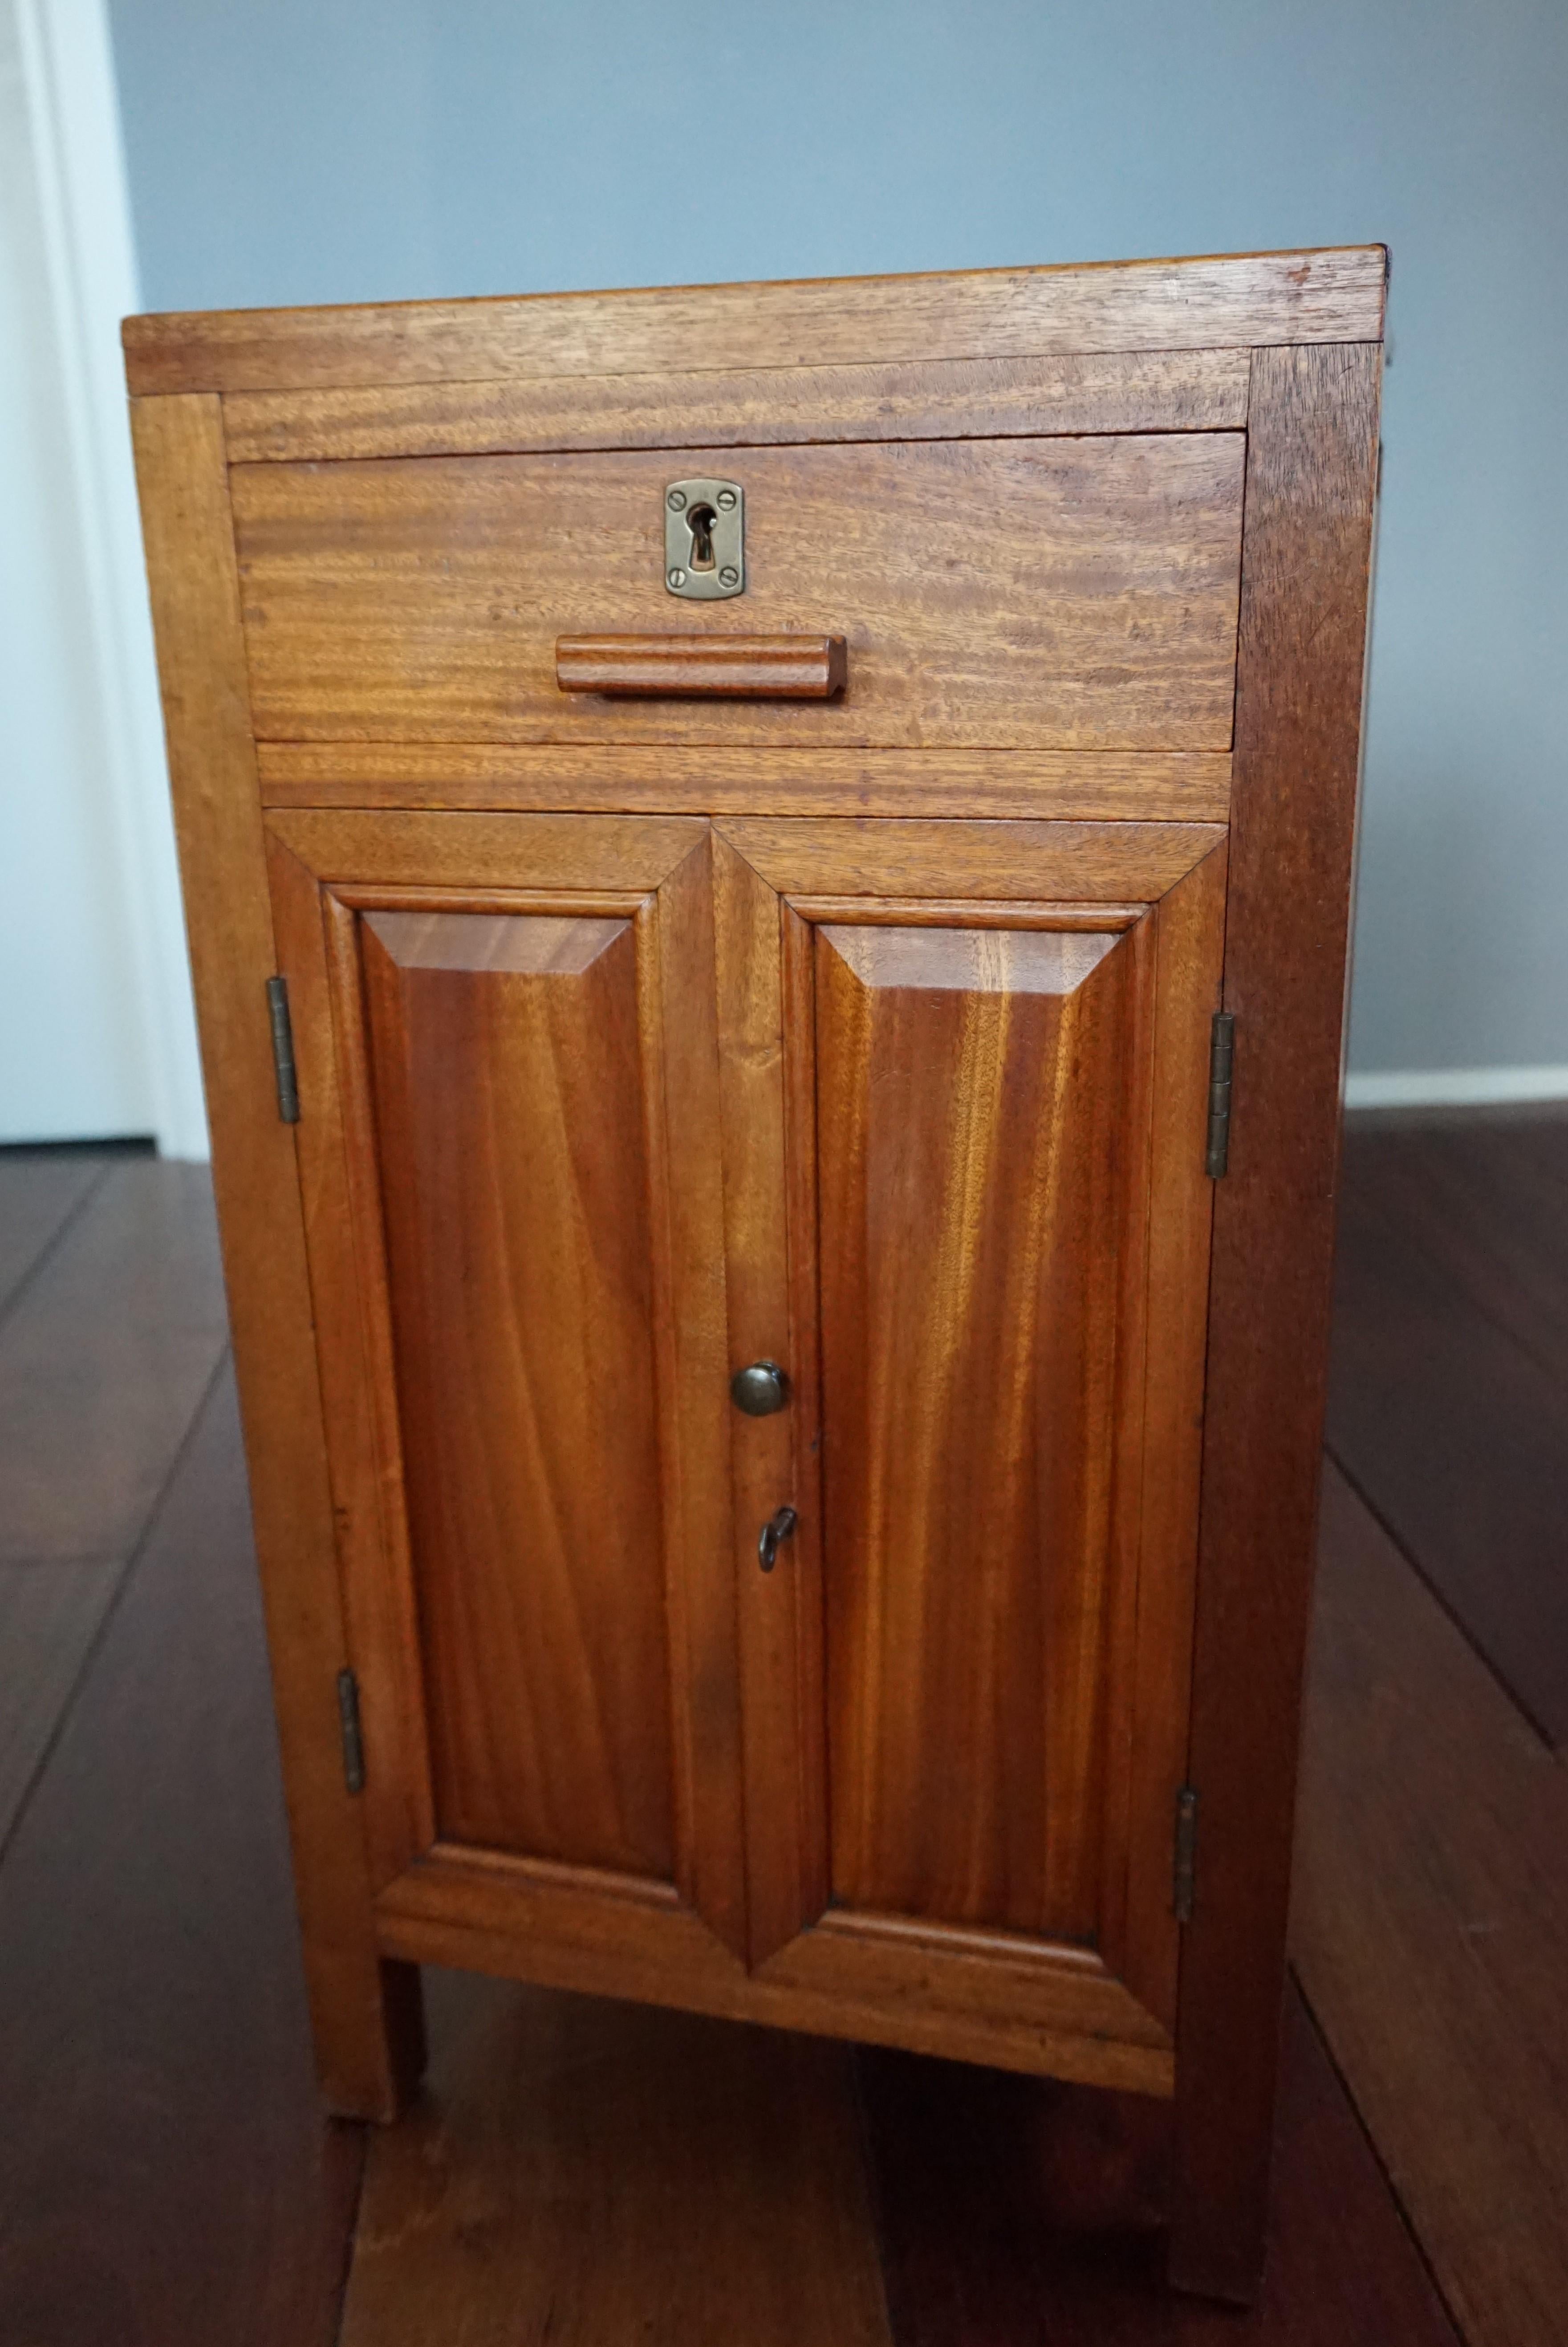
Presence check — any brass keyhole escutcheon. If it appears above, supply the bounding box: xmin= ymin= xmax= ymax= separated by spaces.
xmin=665 ymin=479 xmax=744 ymax=598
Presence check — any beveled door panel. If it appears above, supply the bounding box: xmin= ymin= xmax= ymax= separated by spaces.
xmin=815 ymin=920 xmax=1143 ymax=1945
xmin=267 ymin=813 xmax=749 ymax=1961
xmin=715 ymin=818 xmax=1226 ymax=2037
xmin=357 ymin=909 xmax=672 ymax=1874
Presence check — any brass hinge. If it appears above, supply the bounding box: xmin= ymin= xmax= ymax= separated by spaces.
xmin=267 ymin=976 xmax=300 ymax=1124
xmin=1173 ymin=1785 xmax=1198 ymax=1924
xmin=337 ymin=1668 xmax=366 ymax=1794
xmin=1204 ymin=1012 xmax=1235 ymax=1177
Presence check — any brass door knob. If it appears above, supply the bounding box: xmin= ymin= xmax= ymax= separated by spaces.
xmin=730 ymin=1360 xmax=791 ymax=1416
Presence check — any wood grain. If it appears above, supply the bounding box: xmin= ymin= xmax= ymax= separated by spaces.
xmin=861 ymin=1982 xmax=1459 ymax=2346
xmin=376 ymin=1844 xmax=1175 ymax=2094
xmin=124 ymin=246 xmax=1386 ymax=395
xmin=704 ymin=826 xmax=1222 ymax=2049
xmin=1293 ymin=1463 xmax=1568 ymax=2347
xmin=256 ymin=741 xmax=1234 ymax=825
xmin=557 ymin=632 xmax=848 ymax=698
xmin=0 ymin=1159 xmax=226 ymax=1559
xmin=265 ymin=840 xmax=436 ymax=1889
xmin=1326 ymin=1116 xmax=1568 ymax=1745
xmin=130 ymin=391 xmax=424 ymax=2119
xmin=269 ymin=808 xmax=750 ymax=1961
xmin=231 ymin=435 xmax=1244 ymax=751
xmin=716 ymin=817 xmax=1224 ymax=902
xmin=0 ymin=1151 xmax=109 ymax=1322
xmin=0 ymin=1366 xmax=364 ymax=2347
xmin=784 ymin=898 xmax=1143 ymax=929
xmin=813 ymin=920 xmax=1143 ymax=1944
xmin=638 ymin=833 xmax=750 ymax=1961
xmin=265 ymin=805 xmax=702 ymax=891
xmin=1118 ymin=847 xmax=1226 ymax=2030
xmin=340 ymin=1968 xmax=892 ymax=2347
xmin=273 ymin=816 xmax=752 ymax=1960
xmin=1170 ymin=342 xmax=1381 ymax=2299
xmin=762 ymin=1908 xmax=1173 ymax=2084
xmin=222 ymin=345 xmax=1251 ymax=463
xmin=711 ymin=835 xmax=827 ymax=1965
xmin=359 ymin=906 xmax=676 ymax=1875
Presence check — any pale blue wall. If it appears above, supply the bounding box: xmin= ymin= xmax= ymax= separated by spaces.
xmin=106 ymin=0 xmax=1568 ymax=1079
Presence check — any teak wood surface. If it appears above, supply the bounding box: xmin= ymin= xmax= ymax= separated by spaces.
xmin=126 ymin=246 xmax=1385 ymax=2306
xmin=130 ymin=395 xmax=425 ymax=2122
xmin=255 ymin=743 xmax=1234 ymax=825
xmin=1169 ymin=342 xmax=1381 ymax=2298
xmin=556 ymin=633 xmax=849 ymax=699
xmin=221 ymin=346 xmax=1251 ymax=466
xmin=232 ymin=435 xmax=1244 ymax=750
xmin=124 ymin=246 xmax=1385 ymax=393
xmin=260 ymin=806 xmax=1214 ymax=2095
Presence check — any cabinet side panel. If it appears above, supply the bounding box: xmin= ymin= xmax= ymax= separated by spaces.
xmin=127 ymin=392 xmax=423 ymax=2119
xmin=815 ymin=923 xmax=1141 ymax=1946
xmin=357 ymin=910 xmax=676 ymax=1879
xmin=1171 ymin=343 xmax=1381 ymax=2300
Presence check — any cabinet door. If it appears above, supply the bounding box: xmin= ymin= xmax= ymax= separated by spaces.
xmin=715 ymin=818 xmax=1225 ymax=2047
xmin=266 ymin=812 xmax=749 ymax=1963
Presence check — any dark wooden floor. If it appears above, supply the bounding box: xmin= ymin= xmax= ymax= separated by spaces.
xmin=1327 ymin=1109 xmax=1568 ymax=1747
xmin=0 ymin=1114 xmax=1563 ymax=2344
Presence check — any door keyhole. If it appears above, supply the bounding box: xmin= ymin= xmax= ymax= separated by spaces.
xmin=687 ymin=502 xmax=718 ymax=569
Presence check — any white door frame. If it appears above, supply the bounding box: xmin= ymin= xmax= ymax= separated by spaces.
xmin=10 ymin=0 xmax=206 ymax=1156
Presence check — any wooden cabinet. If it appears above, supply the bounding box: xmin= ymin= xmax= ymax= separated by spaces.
xmin=126 ymin=248 xmax=1385 ymax=2302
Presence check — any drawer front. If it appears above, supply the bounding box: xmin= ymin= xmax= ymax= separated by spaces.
xmin=232 ymin=434 xmax=1244 ymax=751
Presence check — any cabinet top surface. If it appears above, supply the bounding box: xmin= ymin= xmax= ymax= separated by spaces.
xmin=122 ymin=245 xmax=1387 ymax=399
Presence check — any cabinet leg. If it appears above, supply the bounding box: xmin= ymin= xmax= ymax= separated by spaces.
xmin=1166 ymin=2147 xmax=1271 ymax=2303
xmin=303 ymin=1945 xmax=427 ymax=2123
xmin=1165 ymin=1972 xmax=1283 ymax=2303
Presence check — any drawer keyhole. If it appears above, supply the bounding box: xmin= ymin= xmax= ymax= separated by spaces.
xmin=686 ymin=502 xmax=718 ymax=571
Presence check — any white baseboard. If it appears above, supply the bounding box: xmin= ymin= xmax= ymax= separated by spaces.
xmin=1345 ymin=1065 xmax=1568 ymax=1110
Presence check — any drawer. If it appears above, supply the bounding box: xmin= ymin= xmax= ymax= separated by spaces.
xmin=232 ymin=435 xmax=1244 ymax=751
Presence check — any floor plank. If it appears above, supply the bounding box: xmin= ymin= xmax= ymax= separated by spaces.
xmin=1326 ymin=1129 xmax=1568 ymax=1745
xmin=0 ymin=1159 xmax=228 ymax=1560
xmin=0 ymin=1152 xmax=109 ymax=1324
xmin=859 ymin=1981 xmax=1457 ymax=2343
xmin=340 ymin=1965 xmax=893 ymax=2347
xmin=1340 ymin=1113 xmax=1568 ymax=1388
xmin=0 ymin=1559 xmax=125 ymax=1851
xmin=0 ymin=1365 xmax=362 ymax=2347
xmin=1292 ymin=1462 xmax=1568 ymax=2347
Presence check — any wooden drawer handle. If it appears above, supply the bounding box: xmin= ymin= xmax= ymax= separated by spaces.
xmin=556 ymin=633 xmax=847 ymax=700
